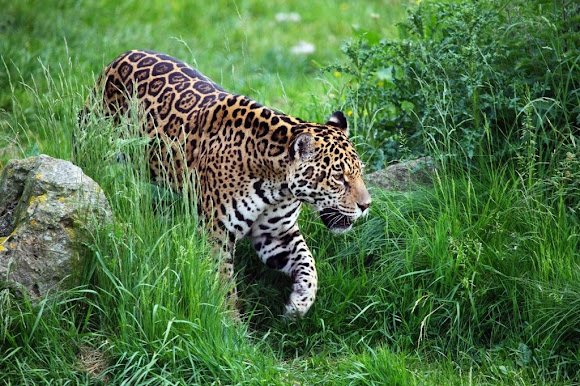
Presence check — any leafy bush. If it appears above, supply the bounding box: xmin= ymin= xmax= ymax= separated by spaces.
xmin=333 ymin=0 xmax=579 ymax=169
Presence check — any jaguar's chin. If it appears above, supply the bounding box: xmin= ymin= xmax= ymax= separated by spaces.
xmin=319 ymin=208 xmax=354 ymax=234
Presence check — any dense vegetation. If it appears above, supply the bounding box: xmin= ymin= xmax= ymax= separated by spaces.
xmin=329 ymin=0 xmax=580 ymax=382
xmin=333 ymin=0 xmax=580 ymax=377
xmin=1 ymin=0 xmax=578 ymax=384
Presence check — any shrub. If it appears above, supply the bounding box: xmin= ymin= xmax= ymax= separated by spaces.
xmin=332 ymin=0 xmax=579 ymax=170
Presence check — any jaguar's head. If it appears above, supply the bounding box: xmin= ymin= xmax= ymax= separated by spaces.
xmin=287 ymin=111 xmax=371 ymax=233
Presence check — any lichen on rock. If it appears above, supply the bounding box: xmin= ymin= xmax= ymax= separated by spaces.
xmin=0 ymin=155 xmax=112 ymax=299
xmin=365 ymin=157 xmax=435 ymax=192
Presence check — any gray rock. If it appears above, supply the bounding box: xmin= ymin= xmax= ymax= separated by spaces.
xmin=0 ymin=155 xmax=112 ymax=299
xmin=365 ymin=157 xmax=435 ymax=191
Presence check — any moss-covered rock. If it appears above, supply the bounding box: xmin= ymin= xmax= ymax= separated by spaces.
xmin=0 ymin=155 xmax=112 ymax=299
xmin=365 ymin=157 xmax=435 ymax=191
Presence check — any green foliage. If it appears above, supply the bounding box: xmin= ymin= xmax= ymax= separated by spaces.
xmin=334 ymin=0 xmax=579 ymax=169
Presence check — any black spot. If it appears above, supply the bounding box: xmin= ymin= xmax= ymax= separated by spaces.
xmin=252 ymin=180 xmax=272 ymax=204
xmin=266 ymin=251 xmax=290 ymax=269
xmin=188 ymin=138 xmax=197 ymax=151
xmin=186 ymin=116 xmax=199 ymax=134
xmin=137 ymin=56 xmax=158 ymax=68
xmin=168 ymin=71 xmax=187 ymax=84
xmin=244 ymin=112 xmax=255 ymax=128
xmin=216 ymin=92 xmax=228 ymax=102
xmin=193 ymin=81 xmax=215 ymax=94
xmin=128 ymin=52 xmax=146 ymax=62
xmin=182 ymin=67 xmax=201 ymax=79
xmin=199 ymin=95 xmax=216 ymax=108
xmin=123 ymin=82 xmax=133 ymax=98
xmin=267 ymin=215 xmax=285 ymax=224
xmin=152 ymin=61 xmax=174 ymax=76
xmin=226 ymin=97 xmax=237 ymax=107
xmin=149 ymin=78 xmax=166 ymax=97
xmin=104 ymin=75 xmax=117 ymax=96
xmin=208 ymin=108 xmax=223 ymax=132
xmin=271 ymin=126 xmax=288 ymax=142
xmin=174 ymin=81 xmax=191 ymax=92
xmin=175 ymin=90 xmax=200 ymax=112
xmin=255 ymin=122 xmax=269 ymax=138
xmin=166 ymin=114 xmax=184 ymax=135
xmin=137 ymin=83 xmax=147 ymax=98
xmin=280 ymin=230 xmax=300 ymax=245
xmin=303 ymin=166 xmax=314 ymax=179
xmin=134 ymin=68 xmax=150 ymax=82
xmin=280 ymin=116 xmax=294 ymax=125
xmin=233 ymin=131 xmax=244 ymax=146
xmin=118 ymin=62 xmax=133 ymax=81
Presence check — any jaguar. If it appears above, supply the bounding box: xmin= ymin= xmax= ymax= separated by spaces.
xmin=84 ymin=50 xmax=371 ymax=317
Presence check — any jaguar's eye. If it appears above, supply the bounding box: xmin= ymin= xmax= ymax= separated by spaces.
xmin=335 ymin=174 xmax=349 ymax=188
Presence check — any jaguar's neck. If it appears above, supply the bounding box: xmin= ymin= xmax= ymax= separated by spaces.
xmin=221 ymin=94 xmax=302 ymax=180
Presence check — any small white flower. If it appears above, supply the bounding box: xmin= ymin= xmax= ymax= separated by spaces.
xmin=290 ymin=41 xmax=315 ymax=55
xmin=275 ymin=12 xmax=301 ymax=23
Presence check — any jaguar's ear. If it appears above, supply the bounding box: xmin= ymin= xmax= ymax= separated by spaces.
xmin=326 ymin=111 xmax=348 ymax=135
xmin=290 ymin=133 xmax=315 ymax=161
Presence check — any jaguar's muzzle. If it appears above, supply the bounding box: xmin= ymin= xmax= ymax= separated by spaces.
xmin=319 ymin=208 xmax=354 ymax=233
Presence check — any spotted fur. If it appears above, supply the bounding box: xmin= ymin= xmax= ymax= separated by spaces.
xmin=86 ymin=50 xmax=371 ymax=317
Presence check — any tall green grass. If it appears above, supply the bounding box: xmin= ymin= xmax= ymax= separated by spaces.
xmin=241 ymin=157 xmax=579 ymax=383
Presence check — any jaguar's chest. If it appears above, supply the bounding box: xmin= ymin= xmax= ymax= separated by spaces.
xmin=216 ymin=183 xmax=299 ymax=240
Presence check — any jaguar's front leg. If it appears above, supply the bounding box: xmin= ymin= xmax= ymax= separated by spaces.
xmin=251 ymin=224 xmax=318 ymax=318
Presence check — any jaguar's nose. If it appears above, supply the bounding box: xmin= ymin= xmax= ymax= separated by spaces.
xmin=356 ymin=182 xmax=372 ymax=214
xmin=357 ymin=201 xmax=370 ymax=212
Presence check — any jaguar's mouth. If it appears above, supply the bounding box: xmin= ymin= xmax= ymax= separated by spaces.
xmin=319 ymin=208 xmax=354 ymax=234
